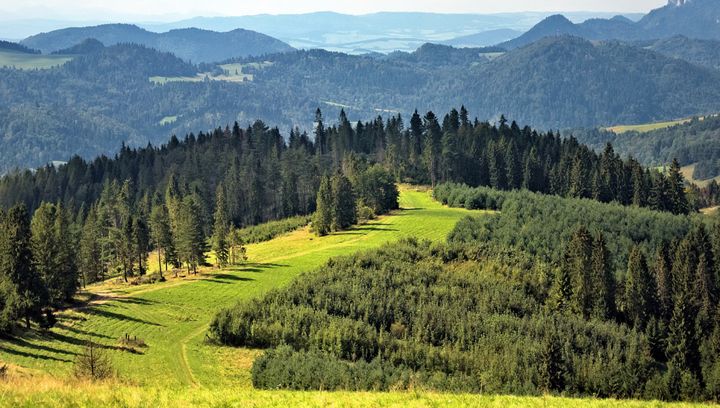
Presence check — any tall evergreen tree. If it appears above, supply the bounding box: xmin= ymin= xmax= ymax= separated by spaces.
xmin=331 ymin=172 xmax=356 ymax=232
xmin=591 ymin=233 xmax=615 ymax=320
xmin=0 ymin=205 xmax=48 ymax=328
xmin=667 ymin=159 xmax=689 ymax=215
xmin=624 ymin=246 xmax=657 ymax=330
xmin=149 ymin=202 xmax=173 ymax=274
xmin=565 ymin=226 xmax=593 ymax=318
xmin=313 ymin=175 xmax=333 ymax=236
xmin=212 ymin=184 xmax=230 ymax=268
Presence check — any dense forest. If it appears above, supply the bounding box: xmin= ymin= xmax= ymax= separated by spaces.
xmin=4 ymin=35 xmax=720 ymax=172
xmin=573 ymin=115 xmax=720 ymax=180
xmin=0 ymin=107 xmax=698 ymax=334
xmin=212 ymin=183 xmax=720 ymax=400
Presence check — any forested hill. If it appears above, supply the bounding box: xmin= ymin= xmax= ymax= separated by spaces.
xmin=573 ymin=115 xmax=720 ymax=181
xmin=501 ymin=0 xmax=720 ymax=49
xmin=21 ymin=24 xmax=294 ymax=63
xmin=0 ymin=40 xmax=39 ymax=54
xmin=3 ymin=36 xmax=720 ymax=172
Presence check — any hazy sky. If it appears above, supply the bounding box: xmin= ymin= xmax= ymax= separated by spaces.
xmin=0 ymin=0 xmax=669 ymax=21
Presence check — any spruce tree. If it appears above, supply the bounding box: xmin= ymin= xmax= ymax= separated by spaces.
xmin=565 ymin=226 xmax=593 ymax=318
xmin=212 ymin=185 xmax=230 ymax=267
xmin=2 ymin=205 xmax=47 ymax=328
xmin=313 ymin=175 xmax=333 ymax=236
xmin=78 ymin=206 xmax=102 ymax=286
xmin=331 ymin=172 xmax=356 ymax=231
xmin=30 ymin=203 xmax=62 ymax=306
xmin=624 ymin=246 xmax=657 ymax=330
xmin=667 ymin=159 xmax=689 ymax=215
xmin=591 ymin=233 xmax=615 ymax=319
xmin=149 ymin=203 xmax=173 ymax=274
xmin=176 ymin=195 xmax=206 ymax=274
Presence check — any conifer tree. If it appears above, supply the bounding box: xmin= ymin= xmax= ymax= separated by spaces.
xmin=212 ymin=184 xmax=230 ymax=268
xmin=149 ymin=202 xmax=173 ymax=274
xmin=30 ymin=203 xmax=62 ymax=306
xmin=422 ymin=112 xmax=442 ymax=187
xmin=78 ymin=206 xmax=102 ymax=285
xmin=654 ymin=243 xmax=673 ymax=321
xmin=313 ymin=175 xmax=333 ymax=236
xmin=591 ymin=233 xmax=615 ymax=319
xmin=624 ymin=246 xmax=657 ymax=330
xmin=565 ymin=226 xmax=593 ymax=318
xmin=176 ymin=195 xmax=206 ymax=274
xmin=331 ymin=172 xmax=356 ymax=231
xmin=667 ymin=159 xmax=689 ymax=215
xmin=1 ymin=205 xmax=47 ymax=328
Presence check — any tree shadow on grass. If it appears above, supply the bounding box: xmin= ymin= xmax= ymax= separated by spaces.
xmin=83 ymin=307 xmax=163 ymax=327
xmin=0 ymin=344 xmax=72 ymax=363
xmin=56 ymin=323 xmax=114 ymax=340
xmin=4 ymin=336 xmax=78 ymax=357
xmin=207 ymin=274 xmax=254 ymax=283
xmin=112 ymin=297 xmax=157 ymax=306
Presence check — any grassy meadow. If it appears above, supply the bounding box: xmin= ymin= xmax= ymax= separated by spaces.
xmin=0 ymin=50 xmax=72 ymax=70
xmin=604 ymin=118 xmax=691 ymax=134
xmin=0 ymin=187 xmax=705 ymax=406
xmin=0 ymin=188 xmax=480 ymax=395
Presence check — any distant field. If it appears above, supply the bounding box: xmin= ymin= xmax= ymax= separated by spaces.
xmin=0 ymin=50 xmax=72 ymax=70
xmin=150 ymin=62 xmax=272 ymax=85
xmin=604 ymin=118 xmax=691 ymax=134
xmin=0 ymin=187 xmax=479 ymax=391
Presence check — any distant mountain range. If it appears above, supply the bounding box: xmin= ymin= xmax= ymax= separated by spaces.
xmin=3 ymin=34 xmax=720 ymax=172
xmin=21 ymin=24 xmax=294 ymax=63
xmin=501 ymin=0 xmax=720 ymax=49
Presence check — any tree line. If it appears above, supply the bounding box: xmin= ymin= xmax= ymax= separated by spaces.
xmin=0 ymin=108 xmax=696 ymax=332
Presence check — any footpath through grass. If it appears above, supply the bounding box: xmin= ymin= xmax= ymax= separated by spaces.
xmin=0 ymin=186 xmax=477 ymax=390
xmin=0 ymin=187 xmax=702 ymax=407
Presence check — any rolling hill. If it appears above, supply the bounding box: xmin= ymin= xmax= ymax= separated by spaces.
xmin=21 ymin=24 xmax=294 ymax=63
xmin=501 ymin=0 xmax=720 ymax=49
xmin=3 ymin=36 xmax=720 ymax=172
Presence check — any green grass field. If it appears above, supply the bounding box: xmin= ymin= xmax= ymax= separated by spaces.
xmin=604 ymin=119 xmax=691 ymax=134
xmin=0 ymin=188 xmax=479 ymax=391
xmin=0 ymin=188 xmax=702 ymax=406
xmin=0 ymin=50 xmax=72 ymax=70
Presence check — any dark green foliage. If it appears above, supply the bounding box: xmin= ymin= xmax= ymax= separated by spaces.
xmin=438 ymin=184 xmax=691 ymax=271
xmin=623 ymin=246 xmax=658 ymax=330
xmin=313 ymin=176 xmax=333 ymax=236
xmin=212 ymin=239 xmax=657 ymax=398
xmin=232 ymin=216 xmax=310 ymax=245
xmin=212 ymin=185 xmax=230 ymax=267
xmin=0 ymin=205 xmax=49 ymax=330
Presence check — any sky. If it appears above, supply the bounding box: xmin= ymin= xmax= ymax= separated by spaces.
xmin=0 ymin=0 xmax=669 ymax=21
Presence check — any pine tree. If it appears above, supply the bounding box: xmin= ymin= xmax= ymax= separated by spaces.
xmin=624 ymin=245 xmax=657 ymax=330
xmin=654 ymin=243 xmax=673 ymax=321
xmin=30 ymin=203 xmax=62 ymax=306
xmin=565 ymin=226 xmax=593 ymax=318
xmin=176 ymin=195 xmax=206 ymax=274
xmin=548 ymin=267 xmax=572 ymax=313
xmin=313 ymin=175 xmax=333 ymax=236
xmin=149 ymin=202 xmax=173 ymax=274
xmin=53 ymin=203 xmax=77 ymax=302
xmin=540 ymin=327 xmax=566 ymax=393
xmin=1 ymin=205 xmax=48 ymax=328
xmin=422 ymin=112 xmax=442 ymax=187
xmin=78 ymin=206 xmax=102 ymax=286
xmin=591 ymin=233 xmax=615 ymax=319
xmin=667 ymin=159 xmax=689 ymax=215
xmin=331 ymin=172 xmax=356 ymax=231
xmin=212 ymin=185 xmax=230 ymax=268
xmin=523 ymin=147 xmax=544 ymax=192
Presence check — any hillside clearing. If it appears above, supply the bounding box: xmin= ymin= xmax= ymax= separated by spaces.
xmin=0 ymin=50 xmax=72 ymax=70
xmin=0 ymin=187 xmax=478 ymax=390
